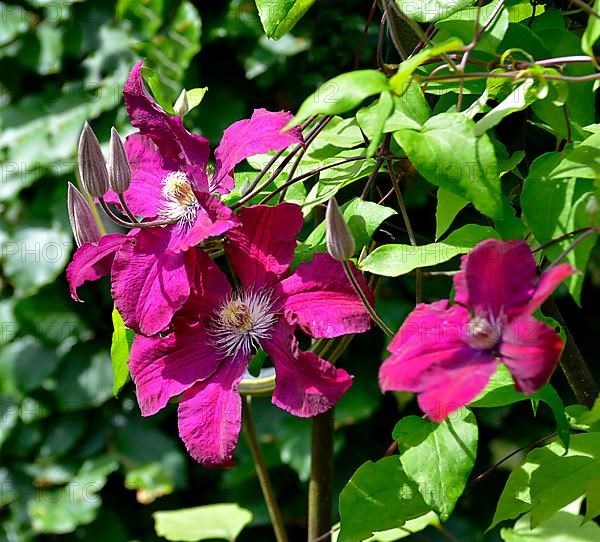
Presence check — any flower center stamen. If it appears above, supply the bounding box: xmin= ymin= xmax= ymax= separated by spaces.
xmin=467 ymin=316 xmax=502 ymax=351
xmin=209 ymin=290 xmax=279 ymax=358
xmin=158 ymin=171 xmax=199 ymax=230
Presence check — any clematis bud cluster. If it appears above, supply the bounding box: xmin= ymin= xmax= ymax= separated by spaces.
xmin=78 ymin=123 xmax=131 ymax=197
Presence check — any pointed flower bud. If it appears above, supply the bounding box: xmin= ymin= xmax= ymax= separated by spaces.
xmin=67 ymin=182 xmax=101 ymax=247
xmin=78 ymin=122 xmax=109 ymax=198
xmin=108 ymin=127 xmax=131 ymax=194
xmin=174 ymin=89 xmax=189 ymax=117
xmin=326 ymin=197 xmax=355 ymax=261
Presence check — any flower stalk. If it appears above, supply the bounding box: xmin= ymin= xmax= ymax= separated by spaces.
xmin=242 ymin=397 xmax=289 ymax=542
xmin=342 ymin=260 xmax=393 ymax=336
xmin=308 ymin=410 xmax=334 ymax=542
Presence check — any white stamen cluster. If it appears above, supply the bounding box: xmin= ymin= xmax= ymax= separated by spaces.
xmin=467 ymin=308 xmax=504 ymax=351
xmin=159 ymin=171 xmax=199 ymax=230
xmin=209 ymin=289 xmax=279 ymax=358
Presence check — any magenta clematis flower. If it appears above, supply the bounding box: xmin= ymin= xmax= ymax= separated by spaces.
xmin=128 ymin=203 xmax=373 ymax=467
xmin=67 ymin=61 xmax=303 ymax=336
xmin=379 ymin=239 xmax=575 ymax=422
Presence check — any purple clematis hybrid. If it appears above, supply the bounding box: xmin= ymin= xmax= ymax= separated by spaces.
xmin=128 ymin=203 xmax=373 ymax=467
xmin=379 ymin=239 xmax=574 ymax=422
xmin=67 ymin=61 xmax=303 ymax=336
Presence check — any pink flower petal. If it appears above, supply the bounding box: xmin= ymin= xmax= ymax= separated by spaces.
xmin=177 ymin=353 xmax=249 ymax=467
xmin=379 ymin=300 xmax=496 ymax=422
xmin=519 ymin=263 xmax=575 ymax=316
xmin=500 ymin=315 xmax=564 ymax=394
xmin=66 ymin=233 xmax=130 ymax=302
xmin=263 ymin=321 xmax=353 ymax=417
xmin=416 ymin=355 xmax=498 ymax=422
xmin=102 ymin=134 xmax=180 ymax=217
xmin=166 ymin=192 xmax=239 ymax=253
xmin=124 ymin=61 xmax=210 ymax=192
xmin=379 ymin=302 xmax=495 ymax=397
xmin=111 ymin=228 xmax=195 ymax=336
xmin=212 ymin=109 xmax=303 ymax=194
xmin=453 ymin=239 xmax=537 ymax=318
xmin=226 ymin=203 xmax=304 ymax=289
xmin=279 ymin=254 xmax=372 ymax=338
xmin=174 ymin=250 xmax=232 ymax=326
xmin=129 ymin=328 xmax=222 ymax=416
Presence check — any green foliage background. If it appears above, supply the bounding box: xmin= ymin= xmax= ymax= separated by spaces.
xmin=0 ymin=1 xmax=599 ymax=541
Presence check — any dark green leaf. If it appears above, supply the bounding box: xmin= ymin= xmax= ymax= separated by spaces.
xmin=491 ymin=433 xmax=600 ymax=529
xmin=338 ymin=457 xmax=431 ymax=541
xmin=394 ymin=113 xmax=503 ymax=220
xmin=360 ymin=224 xmax=499 ymax=277
xmin=393 ymin=408 xmax=478 ymax=519
xmin=292 ymin=70 xmax=390 ymax=126
xmin=110 ymin=308 xmax=133 ymax=397
xmin=297 ymin=197 xmax=396 ymax=261
xmin=255 ymin=0 xmax=317 ymax=39
xmin=154 ymin=504 xmax=253 ymax=541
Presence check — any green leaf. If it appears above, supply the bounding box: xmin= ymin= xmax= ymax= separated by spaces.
xmin=395 ymin=0 xmax=473 ymax=23
xmin=521 ymin=152 xmax=598 ymax=303
xmin=0 ymin=338 xmax=60 ymax=397
xmin=435 ymin=188 xmax=468 ymax=240
xmin=255 ymin=0 xmax=317 ymax=39
xmin=297 ymin=197 xmax=396 ymax=261
xmin=362 ymin=512 xmax=439 ymax=541
xmin=27 ymin=456 xmax=118 ymax=534
xmin=582 ymin=0 xmax=600 ymax=57
xmin=110 ymin=308 xmax=133 ymax=397
xmin=359 ymin=224 xmax=499 ymax=277
xmin=437 ymin=0 xmax=509 ymax=54
xmin=393 ymin=408 xmax=478 ymax=519
xmin=549 ymin=132 xmax=600 ymax=180
xmin=54 ymin=343 xmax=114 ymax=411
xmin=311 ymin=117 xmax=366 ymax=150
xmin=181 ymin=87 xmax=209 ymax=114
xmin=394 ymin=113 xmax=503 ymax=220
xmin=115 ymin=417 xmax=187 ymax=496
xmin=291 ymin=70 xmax=390 ymax=126
xmin=389 ymin=38 xmax=463 ymax=93
xmin=491 ymin=433 xmax=600 ymax=529
xmin=302 ymin=155 xmax=377 ymax=213
xmin=338 ymin=457 xmax=431 ymax=542
xmin=471 ymin=365 xmax=570 ymax=447
xmin=363 ymin=91 xmax=394 ymax=157
xmin=1 ymin=225 xmax=72 ymax=298
xmin=358 ymin=81 xmax=431 ymax=138
xmin=125 ymin=462 xmax=175 ymax=505
xmin=38 ymin=414 xmax=86 ymax=459
xmin=567 ymin=395 xmax=600 ymax=428
xmin=0 ymin=3 xmax=30 ymax=46
xmin=0 ymin=396 xmax=18 ymax=447
xmin=501 ymin=510 xmax=600 ymax=541
xmin=154 ymin=504 xmax=253 ymax=541
xmin=126 ymin=1 xmax=202 ymax=95
xmin=474 ymin=78 xmax=539 ymax=136
xmin=584 ymin=480 xmax=600 ymax=521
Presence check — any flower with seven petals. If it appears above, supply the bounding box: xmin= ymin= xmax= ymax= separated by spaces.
xmin=129 ymin=203 xmax=373 ymax=467
xmin=67 ymin=61 xmax=303 ymax=337
xmin=379 ymin=239 xmax=574 ymax=422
